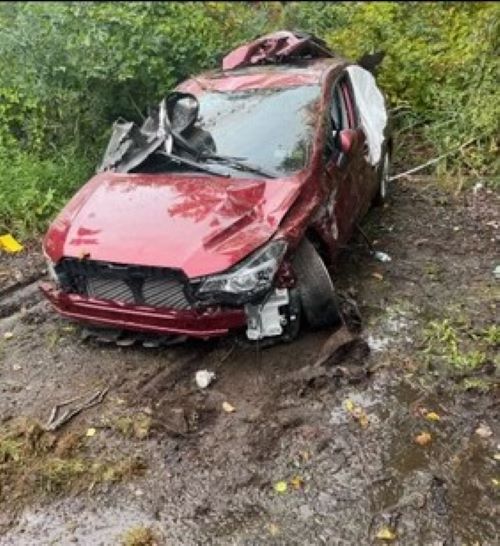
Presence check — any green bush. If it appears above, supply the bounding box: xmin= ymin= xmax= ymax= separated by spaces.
xmin=0 ymin=1 xmax=498 ymax=236
xmin=0 ymin=147 xmax=92 ymax=236
xmin=282 ymin=1 xmax=499 ymax=174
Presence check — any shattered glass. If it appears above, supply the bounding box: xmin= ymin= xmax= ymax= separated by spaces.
xmin=98 ymin=85 xmax=320 ymax=178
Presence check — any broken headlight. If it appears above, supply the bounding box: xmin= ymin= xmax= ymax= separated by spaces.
xmin=196 ymin=240 xmax=287 ymax=303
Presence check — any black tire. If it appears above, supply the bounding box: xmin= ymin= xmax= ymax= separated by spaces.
xmin=373 ymin=151 xmax=390 ymax=206
xmin=293 ymin=238 xmax=341 ymax=329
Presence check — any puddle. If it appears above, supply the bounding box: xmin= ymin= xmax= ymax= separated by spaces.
xmin=367 ymin=305 xmax=418 ymax=352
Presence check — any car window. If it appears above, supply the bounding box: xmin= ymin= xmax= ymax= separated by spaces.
xmin=196 ymin=85 xmax=321 ymax=175
xmin=330 ymin=77 xmax=357 ymax=131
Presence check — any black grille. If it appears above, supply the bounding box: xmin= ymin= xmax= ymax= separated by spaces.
xmin=56 ymin=258 xmax=193 ymax=310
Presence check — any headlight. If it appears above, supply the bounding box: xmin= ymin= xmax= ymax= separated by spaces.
xmin=196 ymin=240 xmax=287 ymax=301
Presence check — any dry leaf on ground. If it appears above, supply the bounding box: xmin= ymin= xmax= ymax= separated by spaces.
xmin=290 ymin=475 xmax=304 ymax=490
xmin=475 ymin=423 xmax=492 ymax=438
xmin=415 ymin=431 xmax=432 ymax=446
xmin=222 ymin=401 xmax=236 ymax=413
xmin=344 ymin=399 xmax=369 ymax=428
xmin=425 ymin=411 xmax=440 ymax=422
xmin=376 ymin=526 xmax=397 ymax=541
xmin=274 ymin=481 xmax=287 ymax=494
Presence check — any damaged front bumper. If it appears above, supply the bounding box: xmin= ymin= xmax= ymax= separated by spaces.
xmin=39 ymin=282 xmax=247 ymax=338
xmin=40 ymin=282 xmax=297 ymax=342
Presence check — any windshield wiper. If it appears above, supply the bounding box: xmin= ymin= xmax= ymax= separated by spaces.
xmin=157 ymin=151 xmax=231 ymax=178
xmin=203 ymin=154 xmax=277 ymax=179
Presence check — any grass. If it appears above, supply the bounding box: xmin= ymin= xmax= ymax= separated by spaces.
xmin=0 ymin=148 xmax=93 ymax=238
xmin=0 ymin=437 xmax=23 ymax=462
xmin=120 ymin=526 xmax=160 ymax=546
xmin=0 ymin=417 xmax=146 ymax=506
xmin=421 ymin=317 xmax=497 ymax=374
xmin=113 ymin=414 xmax=152 ymax=440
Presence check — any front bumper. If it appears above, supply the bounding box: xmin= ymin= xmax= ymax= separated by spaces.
xmin=39 ymin=282 xmax=247 ymax=338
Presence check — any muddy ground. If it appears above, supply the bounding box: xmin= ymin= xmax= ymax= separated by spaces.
xmin=0 ymin=178 xmax=498 ymax=546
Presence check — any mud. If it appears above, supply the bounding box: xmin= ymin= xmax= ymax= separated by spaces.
xmin=0 ymin=178 xmax=499 ymax=545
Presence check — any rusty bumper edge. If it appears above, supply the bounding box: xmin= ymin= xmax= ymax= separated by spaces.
xmin=39 ymin=282 xmax=246 ymax=338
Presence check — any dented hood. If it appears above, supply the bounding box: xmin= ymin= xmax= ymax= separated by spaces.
xmin=44 ymin=172 xmax=302 ymax=278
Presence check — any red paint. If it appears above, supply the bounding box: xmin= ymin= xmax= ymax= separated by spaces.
xmin=44 ymin=173 xmax=302 ymax=277
xmin=40 ymin=283 xmax=246 ymax=337
xmin=42 ymin=48 xmax=387 ymax=337
xmin=178 ymin=69 xmax=324 ymax=94
xmin=222 ymin=31 xmax=333 ymax=71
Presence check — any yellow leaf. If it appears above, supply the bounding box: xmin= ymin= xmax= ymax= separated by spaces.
xmin=3 ymin=332 xmax=14 ymax=340
xmin=354 ymin=408 xmax=369 ymax=429
xmin=493 ymin=453 xmax=500 ymax=461
xmin=0 ymin=234 xmax=23 ymax=253
xmin=290 ymin=475 xmax=304 ymax=490
xmin=344 ymin=399 xmax=355 ymax=413
xmin=415 ymin=431 xmax=432 ymax=446
xmin=222 ymin=401 xmax=236 ymax=413
xmin=492 ymin=478 xmax=500 ymax=487
xmin=345 ymin=400 xmax=369 ymax=428
xmin=376 ymin=526 xmax=397 ymax=541
xmin=86 ymin=427 xmax=96 ymax=437
xmin=274 ymin=480 xmax=287 ymax=494
xmin=425 ymin=411 xmax=441 ymax=422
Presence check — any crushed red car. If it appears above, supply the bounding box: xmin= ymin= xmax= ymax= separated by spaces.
xmin=41 ymin=31 xmax=392 ymax=344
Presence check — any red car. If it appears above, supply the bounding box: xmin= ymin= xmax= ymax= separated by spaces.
xmin=41 ymin=31 xmax=391 ymax=344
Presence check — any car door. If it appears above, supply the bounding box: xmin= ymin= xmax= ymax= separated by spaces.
xmin=322 ymin=73 xmax=366 ymax=247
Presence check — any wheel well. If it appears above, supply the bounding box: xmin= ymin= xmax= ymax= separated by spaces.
xmin=304 ymin=227 xmax=330 ymax=264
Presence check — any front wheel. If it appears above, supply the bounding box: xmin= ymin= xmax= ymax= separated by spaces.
xmin=293 ymin=238 xmax=341 ymax=329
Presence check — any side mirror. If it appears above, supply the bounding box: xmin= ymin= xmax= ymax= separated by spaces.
xmin=338 ymin=129 xmax=359 ymax=155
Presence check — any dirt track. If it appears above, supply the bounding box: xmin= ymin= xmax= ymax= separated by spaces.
xmin=0 ymin=178 xmax=498 ymax=545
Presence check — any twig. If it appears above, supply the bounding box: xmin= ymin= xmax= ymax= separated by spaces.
xmin=389 ymin=138 xmax=477 ymax=181
xmin=44 ymin=387 xmax=109 ymax=431
xmin=219 ymin=344 xmax=235 ymax=363
xmin=128 ymin=92 xmax=145 ymax=121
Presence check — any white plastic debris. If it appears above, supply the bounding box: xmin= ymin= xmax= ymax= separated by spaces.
xmin=494 ymin=265 xmax=500 ymax=280
xmin=475 ymin=422 xmax=493 ymax=439
xmin=374 ymin=251 xmax=392 ymax=263
xmin=473 ymin=182 xmax=483 ymax=194
xmin=195 ymin=369 xmax=216 ymax=389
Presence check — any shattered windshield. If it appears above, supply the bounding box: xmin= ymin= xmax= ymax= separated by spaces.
xmin=197 ymin=85 xmax=320 ymax=175
xmin=99 ymin=85 xmax=321 ymax=178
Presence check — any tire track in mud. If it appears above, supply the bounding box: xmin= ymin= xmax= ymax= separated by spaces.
xmin=0 ymin=279 xmax=43 ymax=319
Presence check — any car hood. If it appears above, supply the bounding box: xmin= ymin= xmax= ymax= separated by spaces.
xmin=44 ymin=172 xmax=302 ymax=277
